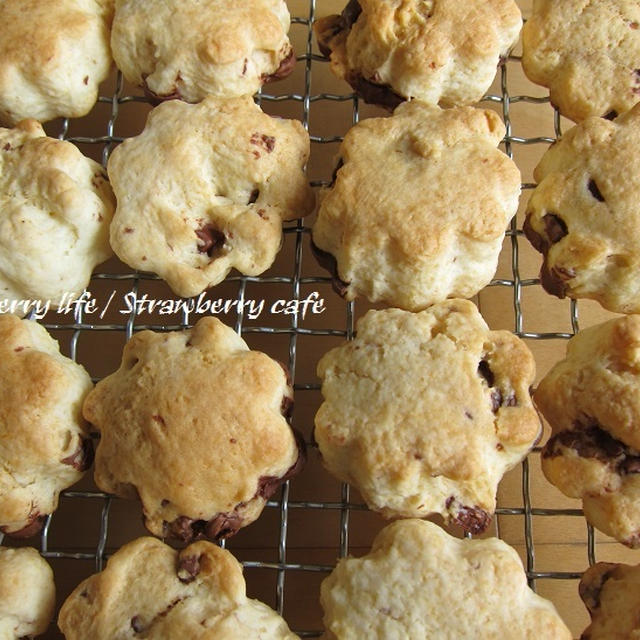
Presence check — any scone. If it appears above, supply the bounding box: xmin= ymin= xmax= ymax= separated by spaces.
xmin=0 ymin=0 xmax=113 ymax=126
xmin=320 ymin=519 xmax=572 ymax=640
xmin=108 ymin=95 xmax=314 ymax=298
xmin=83 ymin=317 xmax=304 ymax=542
xmin=315 ymin=300 xmax=540 ymax=534
xmin=0 ymin=119 xmax=115 ymax=310
xmin=314 ymin=0 xmax=522 ymax=108
xmin=58 ymin=536 xmax=299 ymax=639
xmin=0 ymin=315 xmax=94 ymax=537
xmin=0 ymin=546 xmax=55 ymax=640
xmin=579 ymin=562 xmax=640 ymax=640
xmin=536 ymin=315 xmax=640 ymax=548
xmin=522 ymin=0 xmax=640 ymax=122
xmin=524 ymin=104 xmax=640 ymax=314
xmin=111 ymin=0 xmax=294 ymax=102
xmin=312 ymin=101 xmax=520 ymax=311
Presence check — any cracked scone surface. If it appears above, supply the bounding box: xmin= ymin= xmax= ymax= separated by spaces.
xmin=312 ymin=101 xmax=520 ymax=311
xmin=314 ymin=0 xmax=521 ymax=108
xmin=523 ymin=105 xmax=640 ymax=314
xmin=536 ymin=315 xmax=640 ymax=548
xmin=111 ymin=0 xmax=293 ymax=102
xmin=0 ymin=119 xmax=115 ymax=309
xmin=108 ymin=95 xmax=314 ymax=298
xmin=0 ymin=0 xmax=113 ymax=126
xmin=522 ymin=0 xmax=640 ymax=123
xmin=0 ymin=546 xmax=55 ymax=640
xmin=315 ymin=300 xmax=540 ymax=534
xmin=578 ymin=561 xmax=640 ymax=639
xmin=0 ymin=315 xmax=93 ymax=537
xmin=320 ymin=519 xmax=571 ymax=640
xmin=58 ymin=537 xmax=299 ymax=640
xmin=83 ymin=317 xmax=302 ymax=542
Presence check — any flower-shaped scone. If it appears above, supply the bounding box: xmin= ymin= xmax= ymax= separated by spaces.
xmin=312 ymin=101 xmax=520 ymax=311
xmin=524 ymin=105 xmax=640 ymax=314
xmin=522 ymin=0 xmax=640 ymax=122
xmin=536 ymin=315 xmax=640 ymax=548
xmin=0 ymin=547 xmax=55 ymax=640
xmin=579 ymin=562 xmax=640 ymax=640
xmin=0 ymin=119 xmax=115 ymax=310
xmin=112 ymin=0 xmax=295 ymax=102
xmin=320 ymin=519 xmax=572 ymax=640
xmin=59 ymin=537 xmax=299 ymax=639
xmin=314 ymin=0 xmax=522 ymax=109
xmin=0 ymin=315 xmax=94 ymax=537
xmin=315 ymin=300 xmax=540 ymax=534
xmin=0 ymin=0 xmax=113 ymax=126
xmin=108 ymin=96 xmax=314 ymax=298
xmin=83 ymin=317 xmax=304 ymax=542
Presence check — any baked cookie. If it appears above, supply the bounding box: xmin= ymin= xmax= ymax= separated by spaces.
xmin=0 ymin=315 xmax=94 ymax=537
xmin=0 ymin=119 xmax=115 ymax=310
xmin=0 ymin=546 xmax=55 ymax=639
xmin=58 ymin=536 xmax=299 ymax=639
xmin=108 ymin=95 xmax=314 ymax=298
xmin=315 ymin=300 xmax=540 ymax=534
xmin=524 ymin=105 xmax=640 ymax=314
xmin=111 ymin=0 xmax=294 ymax=102
xmin=0 ymin=0 xmax=113 ymax=126
xmin=320 ymin=519 xmax=572 ymax=640
xmin=579 ymin=561 xmax=640 ymax=640
xmin=312 ymin=101 xmax=520 ymax=311
xmin=536 ymin=315 xmax=640 ymax=548
xmin=83 ymin=317 xmax=304 ymax=542
xmin=522 ymin=0 xmax=640 ymax=123
xmin=314 ymin=0 xmax=522 ymax=108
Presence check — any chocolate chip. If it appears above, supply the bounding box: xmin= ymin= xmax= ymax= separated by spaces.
xmin=256 ymin=429 xmax=306 ymax=499
xmin=164 ymin=512 xmax=243 ymax=542
xmin=61 ymin=437 xmax=94 ymax=471
xmin=539 ymin=261 xmax=570 ymax=298
xmin=248 ymin=188 xmax=260 ymax=205
xmin=177 ymin=554 xmax=201 ymax=583
xmin=204 ymin=512 xmax=243 ymax=540
xmin=603 ymin=110 xmax=618 ymax=120
xmin=310 ymin=240 xmax=351 ymax=298
xmin=490 ymin=388 xmax=502 ymax=413
xmin=195 ymin=224 xmax=225 ymax=258
xmin=341 ymin=0 xmax=362 ymax=28
xmin=619 ymin=456 xmax=640 ymax=474
xmin=131 ymin=616 xmax=144 ymax=633
xmin=281 ymin=394 xmax=294 ymax=418
xmin=453 ymin=505 xmax=491 ymax=534
xmin=161 ymin=499 xmax=170 ymax=507
xmin=141 ymin=75 xmax=182 ymax=104
xmin=83 ymin=75 xmax=89 ymax=85
xmin=348 ymin=73 xmax=405 ymax=110
xmin=263 ymin=48 xmax=296 ymax=83
xmin=478 ymin=360 xmax=495 ymax=387
xmin=543 ymin=213 xmax=568 ymax=244
xmin=579 ymin=563 xmax=618 ymax=612
xmin=588 ymin=179 xmax=605 ymax=202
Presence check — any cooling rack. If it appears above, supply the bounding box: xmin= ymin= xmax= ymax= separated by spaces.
xmin=2 ymin=1 xmax=637 ymax=637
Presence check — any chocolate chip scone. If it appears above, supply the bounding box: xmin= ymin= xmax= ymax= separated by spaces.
xmin=108 ymin=95 xmax=314 ymax=298
xmin=0 ymin=0 xmax=113 ymax=126
xmin=524 ymin=105 xmax=640 ymax=314
xmin=315 ymin=300 xmax=540 ymax=534
xmin=314 ymin=0 xmax=522 ymax=109
xmin=578 ymin=562 xmax=640 ymax=640
xmin=0 ymin=119 xmax=115 ymax=310
xmin=0 ymin=315 xmax=94 ymax=537
xmin=0 ymin=546 xmax=55 ymax=640
xmin=536 ymin=315 xmax=640 ymax=548
xmin=522 ymin=0 xmax=640 ymax=123
xmin=111 ymin=0 xmax=294 ymax=102
xmin=320 ymin=519 xmax=572 ymax=640
xmin=312 ymin=101 xmax=520 ymax=311
xmin=58 ymin=537 xmax=299 ymax=639
xmin=83 ymin=317 xmax=303 ymax=542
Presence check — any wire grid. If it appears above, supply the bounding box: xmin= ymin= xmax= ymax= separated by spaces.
xmin=0 ymin=1 xmax=601 ymax=637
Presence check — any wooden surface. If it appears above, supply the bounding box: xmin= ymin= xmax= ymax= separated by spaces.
xmin=3 ymin=1 xmax=638 ymax=637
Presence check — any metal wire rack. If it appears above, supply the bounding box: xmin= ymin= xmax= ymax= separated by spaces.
xmin=1 ymin=1 xmax=625 ymax=637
